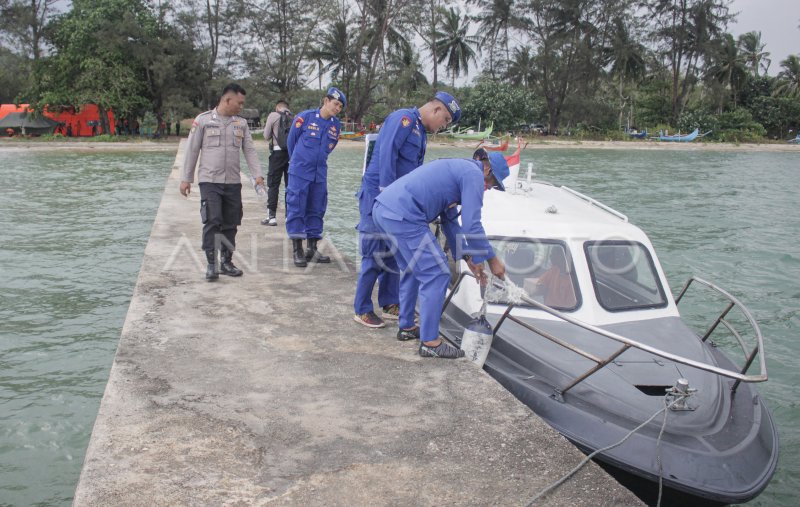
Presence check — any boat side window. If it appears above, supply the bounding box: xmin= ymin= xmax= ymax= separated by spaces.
xmin=489 ymin=238 xmax=581 ymax=311
xmin=584 ymin=241 xmax=667 ymax=312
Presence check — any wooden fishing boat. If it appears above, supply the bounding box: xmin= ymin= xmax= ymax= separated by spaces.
xmin=340 ymin=130 xmax=367 ymax=141
xmin=451 ymin=122 xmax=494 ymax=140
xmin=659 ymin=128 xmax=699 ymax=142
xmin=479 ymin=137 xmax=510 ymax=152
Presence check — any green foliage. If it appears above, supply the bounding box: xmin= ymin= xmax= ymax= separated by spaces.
xmin=0 ymin=0 xmax=785 ymax=144
xmin=0 ymin=47 xmax=28 ymax=103
xmin=714 ymin=108 xmax=767 ymax=142
xmin=677 ymin=110 xmax=719 ymax=134
xmin=748 ymin=96 xmax=800 ymax=139
xmin=635 ymin=78 xmax=672 ymax=128
xmin=458 ymin=81 xmax=544 ymax=132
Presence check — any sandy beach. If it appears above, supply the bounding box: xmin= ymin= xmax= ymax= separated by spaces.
xmin=1 ymin=136 xmax=798 ymax=153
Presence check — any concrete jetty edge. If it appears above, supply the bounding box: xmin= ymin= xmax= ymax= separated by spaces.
xmin=73 ymin=140 xmax=642 ymax=506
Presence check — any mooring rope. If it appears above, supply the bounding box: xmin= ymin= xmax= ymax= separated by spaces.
xmin=524 ymin=391 xmax=691 ymax=507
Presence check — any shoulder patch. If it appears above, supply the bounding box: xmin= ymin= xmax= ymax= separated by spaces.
xmin=295 ymin=117 xmax=304 ymax=128
xmin=400 ymin=116 xmax=412 ymax=128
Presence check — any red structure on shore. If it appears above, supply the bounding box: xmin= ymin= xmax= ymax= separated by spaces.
xmin=0 ymin=104 xmax=115 ymax=136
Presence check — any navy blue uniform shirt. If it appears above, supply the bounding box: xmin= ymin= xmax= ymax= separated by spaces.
xmin=287 ymin=109 xmax=340 ymax=182
xmin=375 ymin=158 xmax=496 ymax=263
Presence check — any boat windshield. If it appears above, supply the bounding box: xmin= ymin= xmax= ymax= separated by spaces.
xmin=489 ymin=238 xmax=580 ymax=311
xmin=584 ymin=241 xmax=667 ymax=312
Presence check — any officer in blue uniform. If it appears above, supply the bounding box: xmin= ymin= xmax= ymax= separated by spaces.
xmin=353 ymin=92 xmax=461 ymax=329
xmin=285 ymin=88 xmax=345 ymax=267
xmin=372 ymin=151 xmax=509 ymax=358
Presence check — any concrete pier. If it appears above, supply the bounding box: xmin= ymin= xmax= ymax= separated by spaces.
xmin=73 ymin=142 xmax=642 ymax=506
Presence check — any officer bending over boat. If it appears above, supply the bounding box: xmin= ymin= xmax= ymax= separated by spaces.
xmin=372 ymin=150 xmax=508 ymax=358
xmin=285 ymin=88 xmax=345 ymax=267
xmin=180 ymin=83 xmax=264 ymax=281
xmin=354 ymin=91 xmax=461 ymax=329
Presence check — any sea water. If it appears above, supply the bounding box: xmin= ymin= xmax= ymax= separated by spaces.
xmin=1 ymin=144 xmax=797 ymax=506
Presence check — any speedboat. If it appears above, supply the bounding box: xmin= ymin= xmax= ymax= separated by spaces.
xmin=438 ymin=163 xmax=779 ymax=503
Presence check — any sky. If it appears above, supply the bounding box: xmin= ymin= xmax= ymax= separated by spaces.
xmin=728 ymin=0 xmax=800 ymax=74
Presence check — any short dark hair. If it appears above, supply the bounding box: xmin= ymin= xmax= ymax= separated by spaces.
xmin=221 ymin=83 xmax=246 ymax=96
xmin=276 ymin=100 xmax=289 ymax=109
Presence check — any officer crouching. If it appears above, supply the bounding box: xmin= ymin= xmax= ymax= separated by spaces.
xmin=180 ymin=83 xmax=265 ymax=281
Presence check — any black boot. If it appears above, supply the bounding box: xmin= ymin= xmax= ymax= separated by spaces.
xmin=292 ymin=239 xmax=307 ymax=267
xmin=205 ymin=250 xmax=218 ymax=281
xmin=305 ymin=238 xmax=331 ymax=263
xmin=220 ymin=248 xmax=243 ymax=277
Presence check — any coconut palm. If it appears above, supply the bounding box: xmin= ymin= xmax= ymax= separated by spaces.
xmin=468 ymin=0 xmax=518 ymax=77
xmin=737 ymin=31 xmax=770 ymax=77
xmin=707 ymin=32 xmax=748 ymax=107
xmin=387 ymin=40 xmax=429 ymax=92
xmin=603 ymin=16 xmax=647 ymax=129
xmin=505 ymin=46 xmax=536 ymax=90
xmin=435 ymin=7 xmax=480 ymax=86
xmin=313 ymin=18 xmax=354 ymax=86
xmin=773 ymin=54 xmax=800 ymax=99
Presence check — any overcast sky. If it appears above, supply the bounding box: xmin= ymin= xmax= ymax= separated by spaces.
xmin=729 ymin=0 xmax=800 ymax=74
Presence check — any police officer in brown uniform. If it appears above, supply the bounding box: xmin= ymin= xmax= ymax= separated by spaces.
xmin=180 ymin=83 xmax=265 ymax=281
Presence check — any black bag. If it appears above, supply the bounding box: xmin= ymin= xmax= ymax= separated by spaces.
xmin=275 ymin=110 xmax=292 ymax=150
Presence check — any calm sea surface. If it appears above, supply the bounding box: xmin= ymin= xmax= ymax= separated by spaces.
xmin=0 ymin=144 xmax=797 ymax=505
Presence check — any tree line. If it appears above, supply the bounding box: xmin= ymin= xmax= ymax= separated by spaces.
xmin=1 ymin=0 xmax=798 ymax=140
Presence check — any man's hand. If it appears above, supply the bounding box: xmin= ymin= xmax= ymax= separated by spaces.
xmin=487 ymin=256 xmax=506 ymax=280
xmin=255 ymin=176 xmax=265 ymax=186
xmin=180 ymin=181 xmax=191 ymax=197
xmin=466 ymin=258 xmax=487 ymax=286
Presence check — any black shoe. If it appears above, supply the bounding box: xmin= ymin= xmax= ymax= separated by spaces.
xmin=220 ymin=260 xmax=243 ymax=276
xmin=205 ymin=250 xmax=218 ymax=281
xmin=305 ymin=238 xmax=331 ymax=263
xmin=205 ymin=263 xmax=219 ymax=281
xmin=292 ymin=239 xmax=307 ymax=267
xmin=419 ymin=341 xmax=465 ymax=359
xmin=397 ymin=327 xmax=420 ymax=341
xmin=219 ymin=249 xmax=243 ymax=276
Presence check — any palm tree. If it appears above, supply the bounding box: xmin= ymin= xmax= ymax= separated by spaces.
xmin=603 ymin=16 xmax=647 ymax=128
xmin=505 ymin=46 xmax=536 ymax=90
xmin=738 ymin=31 xmax=770 ymax=77
xmin=387 ymin=40 xmax=429 ymax=92
xmin=435 ymin=7 xmax=480 ymax=86
xmin=313 ymin=18 xmax=353 ymax=84
xmin=412 ymin=0 xmax=445 ymax=87
xmin=468 ymin=0 xmax=518 ymax=78
xmin=773 ymin=55 xmax=800 ymax=99
xmin=707 ymin=32 xmax=748 ymax=107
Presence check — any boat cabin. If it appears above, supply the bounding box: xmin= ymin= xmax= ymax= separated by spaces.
xmin=449 ymin=181 xmax=678 ymax=328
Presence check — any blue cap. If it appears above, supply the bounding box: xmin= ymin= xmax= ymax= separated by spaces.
xmin=488 ymin=152 xmax=509 ymax=191
xmin=435 ymin=91 xmax=461 ymax=123
xmin=326 ymin=87 xmax=347 ymax=108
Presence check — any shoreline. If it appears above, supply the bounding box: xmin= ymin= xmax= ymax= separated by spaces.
xmin=2 ymin=137 xmax=798 ymax=153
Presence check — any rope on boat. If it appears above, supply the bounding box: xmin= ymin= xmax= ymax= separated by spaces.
xmin=478 ymin=277 xmax=694 ymax=505
xmin=524 ymin=389 xmax=693 ymax=507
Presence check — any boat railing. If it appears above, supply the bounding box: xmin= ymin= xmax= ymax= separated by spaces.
xmin=559 ymin=186 xmax=628 ymax=222
xmin=442 ymin=272 xmax=768 ymax=402
xmin=674 ymin=276 xmax=767 ymax=392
